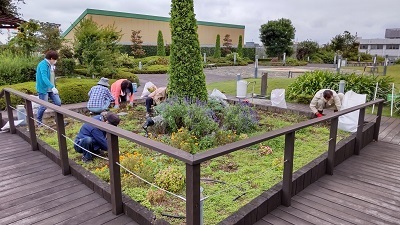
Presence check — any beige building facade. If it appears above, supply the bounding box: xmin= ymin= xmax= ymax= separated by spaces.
xmin=62 ymin=9 xmax=245 ymax=47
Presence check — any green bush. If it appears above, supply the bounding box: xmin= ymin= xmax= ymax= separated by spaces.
xmin=154 ymin=166 xmax=185 ymax=193
xmin=0 ymin=78 xmax=105 ymax=109
xmin=285 ymin=58 xmax=308 ymax=66
xmin=156 ymin=30 xmax=166 ymax=56
xmin=116 ymin=53 xmax=136 ymax=68
xmin=0 ymin=51 xmax=40 ymax=85
xmin=214 ymin=34 xmax=221 ymax=58
xmin=287 ymin=70 xmax=393 ymax=103
xmin=56 ymin=58 xmax=76 ymax=76
xmin=223 ymin=103 xmax=258 ymax=134
xmin=395 ymin=58 xmax=400 ymax=65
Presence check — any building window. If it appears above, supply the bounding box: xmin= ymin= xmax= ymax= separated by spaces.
xmin=377 ymin=44 xmax=384 ymax=49
xmin=370 ymin=45 xmax=377 ymax=49
xmin=386 ymin=44 xmax=400 ymax=49
xmin=360 ymin=45 xmax=368 ymax=49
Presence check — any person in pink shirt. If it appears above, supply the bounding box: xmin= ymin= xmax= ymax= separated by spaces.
xmin=110 ymin=79 xmax=134 ymax=108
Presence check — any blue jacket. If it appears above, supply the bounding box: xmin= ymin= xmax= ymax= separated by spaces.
xmin=75 ymin=115 xmax=108 ymax=151
xmin=36 ymin=59 xmax=54 ymax=94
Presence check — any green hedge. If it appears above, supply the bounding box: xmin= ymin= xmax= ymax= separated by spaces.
xmin=287 ymin=70 xmax=393 ymax=103
xmin=0 ymin=52 xmax=41 ymax=85
xmin=120 ymin=45 xmax=256 ymax=60
xmin=0 ymin=78 xmax=112 ymax=109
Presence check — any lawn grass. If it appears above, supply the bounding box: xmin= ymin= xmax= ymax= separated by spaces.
xmin=36 ymin=105 xmax=349 ymax=224
xmin=207 ymin=77 xmax=295 ymax=96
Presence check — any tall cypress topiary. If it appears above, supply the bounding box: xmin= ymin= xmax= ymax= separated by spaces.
xmin=214 ymin=34 xmax=221 ymax=58
xmin=156 ymin=30 xmax=166 ymax=56
xmin=237 ymin=35 xmax=243 ymax=57
xmin=168 ymin=0 xmax=207 ymax=101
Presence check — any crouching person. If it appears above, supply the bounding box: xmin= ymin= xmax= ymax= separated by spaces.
xmin=74 ymin=112 xmax=120 ymax=162
xmin=310 ymin=89 xmax=344 ymax=118
xmin=145 ymin=86 xmax=167 ymax=117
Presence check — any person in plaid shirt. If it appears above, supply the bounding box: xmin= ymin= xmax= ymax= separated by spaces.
xmin=87 ymin=77 xmax=115 ymax=114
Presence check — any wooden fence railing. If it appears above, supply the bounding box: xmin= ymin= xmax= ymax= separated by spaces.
xmin=2 ymin=88 xmax=384 ymax=225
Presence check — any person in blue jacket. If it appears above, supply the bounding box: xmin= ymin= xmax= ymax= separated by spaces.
xmin=36 ymin=50 xmax=61 ymax=126
xmin=74 ymin=112 xmax=121 ymax=162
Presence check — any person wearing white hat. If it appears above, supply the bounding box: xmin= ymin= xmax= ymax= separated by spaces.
xmin=87 ymin=77 xmax=115 ymax=114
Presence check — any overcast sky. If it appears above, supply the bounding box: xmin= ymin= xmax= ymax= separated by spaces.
xmin=1 ymin=0 xmax=399 ymax=45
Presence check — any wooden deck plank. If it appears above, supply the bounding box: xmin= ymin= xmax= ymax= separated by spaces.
xmin=378 ymin=117 xmax=400 ymax=140
xmin=277 ymin=205 xmax=334 ymax=225
xmin=0 ymin=183 xmax=86 ymax=219
xmin=0 ymin=132 xmax=135 ymax=225
xmin=289 ymin=199 xmax=353 ymax=225
xmin=292 ymin=195 xmax=371 ymax=224
xmin=259 ymin=214 xmax=290 ymax=225
xmin=55 ymin=204 xmax=112 ymax=225
xmin=79 ymin=211 xmax=125 ymax=225
xmin=102 ymin=215 xmax=138 ymax=225
xmin=31 ymin=197 xmax=108 ymax=225
xmin=269 ymin=208 xmax=312 ymax=225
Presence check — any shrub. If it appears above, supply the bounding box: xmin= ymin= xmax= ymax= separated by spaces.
xmin=285 ymin=57 xmax=307 ymax=66
xmin=170 ymin=127 xmax=200 ymax=153
xmin=156 ymin=30 xmax=166 ymax=56
xmin=120 ymin=152 xmax=158 ymax=185
xmin=155 ymin=98 xmax=188 ymax=132
xmin=169 ymin=0 xmax=208 ymax=101
xmin=0 ymin=51 xmax=40 ymax=85
xmin=287 ymin=70 xmax=393 ymax=103
xmin=146 ymin=189 xmax=166 ymax=204
xmin=395 ymin=58 xmax=400 ymax=65
xmin=154 ymin=166 xmax=185 ymax=193
xmin=56 ymin=58 xmax=76 ymax=76
xmin=223 ymin=103 xmax=258 ymax=134
xmin=183 ymin=102 xmax=219 ymax=137
xmin=214 ymin=34 xmax=221 ymax=58
xmin=0 ymin=78 xmax=106 ymax=109
xmin=237 ymin=35 xmax=243 ymax=57
xmin=116 ymin=53 xmax=136 ymax=68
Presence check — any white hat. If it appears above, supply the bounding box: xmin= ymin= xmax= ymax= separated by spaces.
xmin=97 ymin=77 xmax=109 ymax=87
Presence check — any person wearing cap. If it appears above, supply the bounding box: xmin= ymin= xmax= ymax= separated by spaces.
xmin=87 ymin=77 xmax=115 ymax=114
xmin=74 ymin=112 xmax=121 ymax=163
xmin=145 ymin=86 xmax=167 ymax=117
xmin=110 ymin=79 xmax=134 ymax=109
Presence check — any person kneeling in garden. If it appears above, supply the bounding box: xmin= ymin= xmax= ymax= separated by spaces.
xmin=145 ymin=86 xmax=167 ymax=117
xmin=87 ymin=77 xmax=115 ymax=114
xmin=110 ymin=79 xmax=134 ymax=109
xmin=310 ymin=89 xmax=344 ymax=118
xmin=74 ymin=112 xmax=120 ymax=163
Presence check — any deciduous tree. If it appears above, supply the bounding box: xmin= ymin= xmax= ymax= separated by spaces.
xmin=131 ymin=30 xmax=145 ymax=58
xmin=259 ymin=18 xmax=295 ymax=58
xmin=222 ymin=34 xmax=232 ymax=56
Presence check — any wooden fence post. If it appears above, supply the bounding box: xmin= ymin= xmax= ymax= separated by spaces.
xmin=107 ymin=133 xmax=123 ymax=215
xmin=282 ymin=131 xmax=295 ymax=206
xmin=327 ymin=117 xmax=338 ymax=175
xmin=186 ymin=163 xmax=201 ymax=225
xmin=56 ymin=112 xmax=70 ymax=175
xmin=374 ymin=102 xmax=383 ymax=141
xmin=355 ymin=108 xmax=366 ymax=155
xmin=25 ymin=99 xmax=38 ymax=151
xmin=5 ymin=91 xmax=16 ymax=134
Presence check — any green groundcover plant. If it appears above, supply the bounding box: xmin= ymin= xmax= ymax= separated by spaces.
xmin=37 ymin=103 xmax=348 ymax=224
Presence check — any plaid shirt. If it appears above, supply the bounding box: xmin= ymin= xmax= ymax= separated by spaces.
xmin=87 ymin=85 xmax=114 ymax=108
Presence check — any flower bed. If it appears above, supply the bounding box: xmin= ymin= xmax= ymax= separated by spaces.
xmin=37 ymin=102 xmax=348 ymax=224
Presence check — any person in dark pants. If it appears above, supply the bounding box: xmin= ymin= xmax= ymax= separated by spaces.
xmin=74 ymin=112 xmax=120 ymax=162
xmin=145 ymin=87 xmax=167 ymax=117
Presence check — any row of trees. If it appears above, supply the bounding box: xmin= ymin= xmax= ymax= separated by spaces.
xmin=259 ymin=18 xmax=360 ymax=62
xmin=213 ymin=34 xmax=243 ymax=58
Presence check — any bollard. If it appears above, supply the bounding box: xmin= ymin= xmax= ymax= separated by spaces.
xmin=383 ymin=54 xmax=388 ymax=76
xmin=139 ymin=61 xmax=142 ymax=70
xmin=203 ymin=53 xmax=206 ymax=63
xmin=336 ymin=56 xmax=342 ymax=73
xmin=200 ymin=187 xmax=204 ymax=225
xmin=237 ymin=73 xmax=241 ymax=81
xmin=261 ymin=72 xmax=268 ymax=97
xmin=283 ymin=52 xmax=286 ymax=66
xmin=339 ymin=80 xmax=346 ymax=93
xmin=333 ymin=53 xmax=337 ymax=67
xmin=254 ymin=55 xmax=259 ymax=78
xmin=234 ymin=52 xmax=237 ymax=65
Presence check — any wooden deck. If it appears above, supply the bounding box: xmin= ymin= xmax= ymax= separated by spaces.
xmin=0 ymin=132 xmax=137 ymax=225
xmin=256 ymin=116 xmax=400 ymax=225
